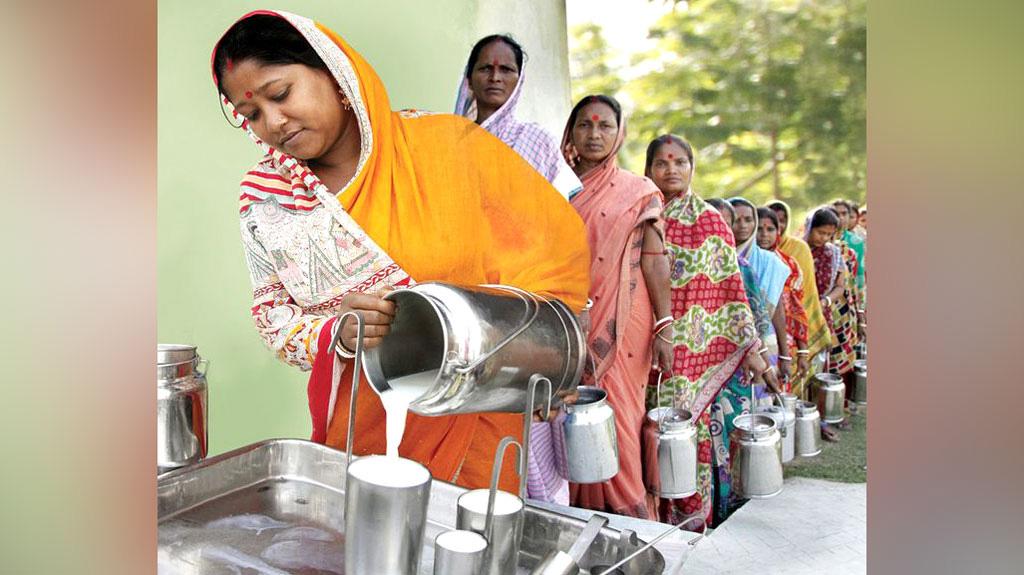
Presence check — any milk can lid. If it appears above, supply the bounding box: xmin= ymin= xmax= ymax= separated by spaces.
xmin=734 ymin=414 xmax=776 ymax=437
xmin=158 ymin=344 xmax=197 ymax=365
xmin=796 ymin=400 xmax=818 ymax=415
xmin=660 ymin=409 xmax=693 ymax=431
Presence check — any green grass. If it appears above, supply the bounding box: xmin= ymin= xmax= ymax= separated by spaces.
xmin=784 ymin=405 xmax=867 ymax=483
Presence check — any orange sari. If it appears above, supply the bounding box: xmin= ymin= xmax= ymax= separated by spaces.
xmin=214 ymin=11 xmax=589 ymax=493
xmin=562 ymin=111 xmax=663 ymax=518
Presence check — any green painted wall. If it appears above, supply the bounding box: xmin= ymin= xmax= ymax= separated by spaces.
xmin=158 ymin=1 xmax=570 ymax=456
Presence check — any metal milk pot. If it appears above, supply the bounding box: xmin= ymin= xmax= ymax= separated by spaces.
xmin=644 ymin=407 xmax=698 ymax=499
xmin=157 ymin=344 xmax=208 ymax=474
xmin=561 ymin=386 xmax=619 ymax=483
xmin=755 ymin=401 xmax=795 ymax=464
xmin=362 ymin=282 xmax=585 ymax=416
xmin=853 ymin=359 xmax=867 ymax=405
xmin=814 ymin=372 xmax=846 ymax=423
xmin=795 ymin=400 xmax=822 ymax=457
xmin=642 ymin=373 xmax=698 ymax=499
xmin=729 ymin=413 xmax=784 ymax=499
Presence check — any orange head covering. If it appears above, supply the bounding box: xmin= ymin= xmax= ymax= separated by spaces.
xmin=211 ymin=11 xmax=591 ymax=492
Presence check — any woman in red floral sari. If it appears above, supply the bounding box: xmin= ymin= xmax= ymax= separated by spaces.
xmin=642 ymin=135 xmax=767 ymax=530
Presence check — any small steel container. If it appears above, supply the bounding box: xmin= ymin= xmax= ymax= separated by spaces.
xmin=755 ymin=405 xmax=795 ymax=464
xmin=729 ymin=414 xmax=784 ymax=499
xmin=814 ymin=372 xmax=846 ymax=423
xmin=433 ymin=529 xmax=487 ymax=575
xmin=561 ymin=386 xmax=619 ymax=483
xmin=853 ymin=359 xmax=867 ymax=405
xmin=643 ymin=407 xmax=698 ymax=499
xmin=344 ymin=455 xmax=432 ymax=575
xmin=157 ymin=344 xmax=208 ymax=474
xmin=795 ymin=401 xmax=822 ymax=457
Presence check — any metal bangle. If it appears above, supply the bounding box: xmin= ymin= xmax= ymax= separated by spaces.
xmin=796 ymin=350 xmax=810 ymax=355
xmin=657 ymin=332 xmax=674 ymax=344
xmin=331 ymin=317 xmax=357 ymax=359
xmin=758 ymin=347 xmax=769 ymax=356
xmin=777 ymin=355 xmax=793 ymax=361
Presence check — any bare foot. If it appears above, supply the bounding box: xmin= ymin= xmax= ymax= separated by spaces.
xmin=822 ymin=426 xmax=841 ymax=442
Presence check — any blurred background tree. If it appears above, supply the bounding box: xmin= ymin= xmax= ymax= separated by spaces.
xmin=568 ymin=0 xmax=866 ymax=221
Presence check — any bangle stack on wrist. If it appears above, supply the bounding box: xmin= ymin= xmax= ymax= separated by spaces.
xmin=653 ymin=315 xmax=674 ymax=344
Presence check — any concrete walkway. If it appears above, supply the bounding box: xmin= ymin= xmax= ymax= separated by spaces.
xmin=682 ymin=477 xmax=866 ymax=574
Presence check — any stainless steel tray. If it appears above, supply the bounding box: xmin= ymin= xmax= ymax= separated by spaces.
xmin=157 ymin=439 xmax=670 ymax=574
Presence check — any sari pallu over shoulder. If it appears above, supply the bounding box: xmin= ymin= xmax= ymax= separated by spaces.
xmin=658 ymin=191 xmax=758 ymax=419
xmin=774 ymin=200 xmax=831 ymax=356
xmin=651 ymin=190 xmax=758 ymax=530
xmin=562 ymin=108 xmax=662 ymax=518
xmin=214 ymin=10 xmax=589 ymax=492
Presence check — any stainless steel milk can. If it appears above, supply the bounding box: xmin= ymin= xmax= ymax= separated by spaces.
xmin=157 ymin=344 xmax=208 ymax=474
xmin=814 ymin=372 xmax=846 ymax=423
xmin=755 ymin=403 xmax=795 ymax=464
xmin=794 ymin=401 xmax=822 ymax=457
xmin=644 ymin=407 xmax=698 ymax=499
xmin=729 ymin=413 xmax=784 ymax=499
xmin=561 ymin=386 xmax=619 ymax=483
xmin=362 ymin=282 xmax=585 ymax=416
xmin=853 ymin=359 xmax=867 ymax=405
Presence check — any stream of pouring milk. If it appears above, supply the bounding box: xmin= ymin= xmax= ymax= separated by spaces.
xmin=378 ymin=370 xmax=437 ymax=458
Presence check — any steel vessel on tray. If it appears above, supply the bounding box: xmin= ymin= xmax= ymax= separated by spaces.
xmin=157 ymin=439 xmax=666 ymax=574
xmin=157 ymin=343 xmax=208 ymax=474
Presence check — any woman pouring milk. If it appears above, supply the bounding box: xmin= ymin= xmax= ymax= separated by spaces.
xmin=211 ymin=11 xmax=589 ymax=493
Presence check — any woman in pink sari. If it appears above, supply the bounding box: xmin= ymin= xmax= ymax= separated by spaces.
xmin=561 ymin=95 xmax=673 ymax=519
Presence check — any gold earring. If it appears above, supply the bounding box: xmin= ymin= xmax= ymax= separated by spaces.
xmin=338 ymin=90 xmax=352 ymax=110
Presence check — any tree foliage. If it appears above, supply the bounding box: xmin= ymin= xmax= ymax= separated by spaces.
xmin=568 ymin=0 xmax=866 ymax=217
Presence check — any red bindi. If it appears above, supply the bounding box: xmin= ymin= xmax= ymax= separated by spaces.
xmin=245 ymin=91 xmax=253 ymax=99
xmin=668 ymin=153 xmax=675 ymax=159
xmin=492 ymin=59 xmax=499 ymax=67
xmin=591 ymin=114 xmax=600 ymax=121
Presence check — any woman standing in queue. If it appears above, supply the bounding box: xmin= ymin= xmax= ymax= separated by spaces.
xmin=454 ymin=34 xmax=583 ymax=504
xmin=642 ymin=135 xmax=768 ymax=530
xmin=765 ymin=201 xmax=832 ymax=399
xmin=455 ymin=34 xmax=582 ymax=200
xmin=756 ymin=208 xmax=811 ymax=394
xmin=728 ymin=198 xmax=791 ymax=377
xmin=806 ymin=207 xmax=857 ymax=437
xmin=211 ymin=10 xmax=590 ymax=493
xmin=561 ymin=96 xmax=672 ymax=519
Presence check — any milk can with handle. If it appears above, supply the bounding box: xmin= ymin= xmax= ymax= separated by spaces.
xmin=853 ymin=359 xmax=867 ymax=405
xmin=643 ymin=373 xmax=698 ymax=499
xmin=362 ymin=282 xmax=584 ymax=416
xmin=755 ymin=396 xmax=794 ymax=464
xmin=561 ymin=386 xmax=619 ymax=483
xmin=794 ymin=401 xmax=822 ymax=457
xmin=157 ymin=344 xmax=208 ymax=474
xmin=814 ymin=372 xmax=846 ymax=423
xmin=729 ymin=382 xmax=783 ymax=498
xmin=728 ymin=413 xmax=784 ymax=499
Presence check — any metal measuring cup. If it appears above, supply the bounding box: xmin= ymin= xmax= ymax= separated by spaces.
xmin=457 ymin=436 xmax=526 ymax=575
xmin=433 ymin=529 xmax=488 ymax=575
xmin=336 ymin=312 xmax=433 ymax=575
